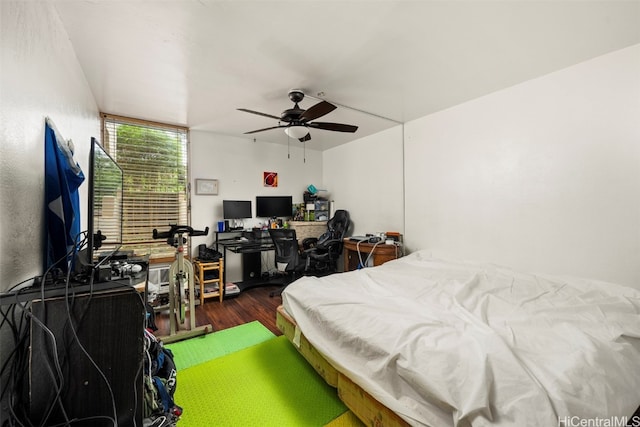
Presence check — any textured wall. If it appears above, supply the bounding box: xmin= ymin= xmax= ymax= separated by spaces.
xmin=0 ymin=1 xmax=99 ymax=290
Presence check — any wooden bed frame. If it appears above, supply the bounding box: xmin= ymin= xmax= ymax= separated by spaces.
xmin=276 ymin=305 xmax=410 ymax=427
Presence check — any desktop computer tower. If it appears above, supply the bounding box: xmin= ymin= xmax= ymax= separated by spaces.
xmin=242 ymin=252 xmax=262 ymax=281
xmin=28 ymin=286 xmax=144 ymax=426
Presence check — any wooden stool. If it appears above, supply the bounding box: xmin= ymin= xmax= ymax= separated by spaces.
xmin=193 ymin=258 xmax=224 ymax=305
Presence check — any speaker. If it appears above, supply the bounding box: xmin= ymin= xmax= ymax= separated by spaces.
xmin=224 ymin=220 xmax=230 ymax=231
xmin=242 ymin=252 xmax=261 ymax=281
xmin=29 ymin=286 xmax=144 ymax=426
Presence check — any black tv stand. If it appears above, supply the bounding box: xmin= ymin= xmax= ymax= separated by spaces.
xmin=0 ymin=277 xmax=138 ymax=306
xmin=28 ymin=284 xmax=144 ymax=426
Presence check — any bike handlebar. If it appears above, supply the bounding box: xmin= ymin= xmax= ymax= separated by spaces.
xmin=152 ymin=225 xmax=209 ymax=240
xmin=191 ymin=227 xmax=209 ymax=237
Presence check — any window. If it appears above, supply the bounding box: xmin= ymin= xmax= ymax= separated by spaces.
xmin=101 ymin=114 xmax=189 ymax=259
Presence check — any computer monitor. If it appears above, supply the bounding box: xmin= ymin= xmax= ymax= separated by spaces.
xmin=255 ymin=196 xmax=292 ymax=218
xmin=223 ymin=200 xmax=252 ymax=219
xmin=86 ymin=137 xmax=123 ymax=265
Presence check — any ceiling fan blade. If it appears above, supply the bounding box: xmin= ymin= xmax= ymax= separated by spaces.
xmin=244 ymin=125 xmax=285 ymax=134
xmin=298 ymin=133 xmax=311 ymax=142
xmin=307 ymin=122 xmax=358 ymax=133
xmin=237 ymin=108 xmax=281 ymax=120
xmin=299 ymin=101 xmax=336 ymax=122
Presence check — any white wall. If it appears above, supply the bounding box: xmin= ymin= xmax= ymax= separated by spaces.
xmin=0 ymin=1 xmax=100 ymax=290
xmin=404 ymin=44 xmax=640 ymax=288
xmin=3 ymin=2 xmax=637 ymax=292
xmin=323 ymin=125 xmax=405 ymax=237
xmin=189 ymin=130 xmax=323 ymax=281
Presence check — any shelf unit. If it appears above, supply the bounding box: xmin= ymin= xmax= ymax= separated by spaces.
xmin=314 ymin=200 xmax=330 ymax=221
xmin=193 ymin=258 xmax=224 ymax=305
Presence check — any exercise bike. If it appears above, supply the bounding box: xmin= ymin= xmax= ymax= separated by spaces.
xmin=152 ymin=225 xmax=213 ymax=342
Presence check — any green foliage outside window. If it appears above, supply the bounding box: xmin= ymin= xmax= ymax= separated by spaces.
xmin=102 ymin=116 xmax=189 ymax=258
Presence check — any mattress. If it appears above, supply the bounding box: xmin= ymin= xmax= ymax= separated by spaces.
xmin=281 ymin=251 xmax=640 ymax=427
xmin=277 ymin=305 xmax=408 ymax=426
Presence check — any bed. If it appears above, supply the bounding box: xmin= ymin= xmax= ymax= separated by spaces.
xmin=278 ymin=251 xmax=640 ymax=426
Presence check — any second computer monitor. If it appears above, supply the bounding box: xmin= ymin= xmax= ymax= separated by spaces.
xmin=256 ymin=196 xmax=292 ymax=218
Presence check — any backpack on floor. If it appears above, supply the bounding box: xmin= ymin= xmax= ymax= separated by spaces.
xmin=143 ymin=330 xmax=182 ymax=425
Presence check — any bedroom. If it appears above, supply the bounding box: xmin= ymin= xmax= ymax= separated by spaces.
xmin=1 ymin=0 xmax=639 ymax=425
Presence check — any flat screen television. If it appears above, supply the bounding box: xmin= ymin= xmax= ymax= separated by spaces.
xmin=86 ymin=137 xmax=123 ymax=265
xmin=256 ymin=196 xmax=292 ymax=218
xmin=223 ymin=200 xmax=252 ymax=219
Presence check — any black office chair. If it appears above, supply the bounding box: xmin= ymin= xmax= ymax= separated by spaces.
xmin=268 ymin=228 xmax=306 ymax=297
xmin=302 ymin=209 xmax=351 ymax=276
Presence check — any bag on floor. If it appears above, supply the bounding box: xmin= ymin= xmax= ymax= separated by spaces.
xmin=143 ymin=331 xmax=182 ymax=425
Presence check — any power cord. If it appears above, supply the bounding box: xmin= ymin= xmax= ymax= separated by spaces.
xmin=356 ymin=239 xmax=383 ymax=269
xmin=1 ymin=235 xmax=83 ymax=427
xmin=355 ymin=237 xmax=404 ymax=269
xmin=1 ymin=229 xmax=134 ymax=427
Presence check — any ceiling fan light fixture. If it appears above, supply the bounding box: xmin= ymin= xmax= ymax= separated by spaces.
xmin=239 ymin=90 xmax=357 ymax=145
xmin=284 ymin=125 xmax=308 ymax=139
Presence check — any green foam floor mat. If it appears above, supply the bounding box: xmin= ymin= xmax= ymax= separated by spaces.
xmin=165 ymin=321 xmax=275 ymax=370
xmin=174 ymin=335 xmax=347 ymax=426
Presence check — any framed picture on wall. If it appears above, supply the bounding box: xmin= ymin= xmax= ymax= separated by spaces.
xmin=263 ymin=172 xmax=278 ymax=187
xmin=195 ymin=179 xmax=219 ymax=195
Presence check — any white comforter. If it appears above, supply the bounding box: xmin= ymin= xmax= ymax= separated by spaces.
xmin=282 ymin=252 xmax=640 ymax=427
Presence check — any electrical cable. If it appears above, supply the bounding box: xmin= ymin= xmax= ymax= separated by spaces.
xmin=34 ymin=231 xmax=88 ymax=335
xmin=364 ymin=240 xmax=383 ymax=267
xmin=10 ymin=236 xmax=84 ymax=427
xmin=0 ymin=301 xmax=32 ymax=427
xmin=2 ymin=276 xmax=39 ymax=295
xmin=62 ymin=300 xmax=118 ymax=427
xmin=3 ymin=229 xmax=148 ymax=427
xmin=1 ymin=229 xmax=130 ymax=427
xmin=32 ymin=232 xmax=90 ymax=427
xmin=12 ymin=298 xmax=68 ymax=427
xmin=355 ymin=238 xmax=393 ymax=269
xmin=1 ymin=304 xmax=28 ymax=427
xmin=59 ymin=233 xmax=119 ymax=426
xmin=356 ymin=238 xmax=381 ymax=269
xmin=356 ymin=239 xmax=363 ymax=268
xmin=48 ymin=415 xmax=119 ymax=427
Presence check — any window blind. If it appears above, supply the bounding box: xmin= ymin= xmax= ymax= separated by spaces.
xmin=101 ymin=114 xmax=189 ymax=259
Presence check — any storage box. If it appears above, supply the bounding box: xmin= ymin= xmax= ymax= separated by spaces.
xmin=224 ymin=282 xmax=240 ymax=298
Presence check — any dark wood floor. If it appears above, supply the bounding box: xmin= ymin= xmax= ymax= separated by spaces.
xmin=152 ymin=284 xmax=285 ymax=337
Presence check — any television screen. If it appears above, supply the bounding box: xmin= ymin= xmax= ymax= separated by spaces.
xmin=256 ymin=196 xmax=292 ymax=218
xmin=87 ymin=137 xmax=123 ymax=264
xmin=223 ymin=200 xmax=252 ymax=219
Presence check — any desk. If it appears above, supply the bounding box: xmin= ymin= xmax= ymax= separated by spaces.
xmin=214 ymin=229 xmax=249 ymax=251
xmin=343 ymin=239 xmax=402 ymax=271
xmin=218 ymin=238 xmax=277 ymax=292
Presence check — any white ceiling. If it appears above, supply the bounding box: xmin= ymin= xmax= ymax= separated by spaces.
xmin=52 ymin=0 xmax=640 ymax=151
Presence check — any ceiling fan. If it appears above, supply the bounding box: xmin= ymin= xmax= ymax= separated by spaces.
xmin=238 ymin=90 xmax=358 ymax=142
